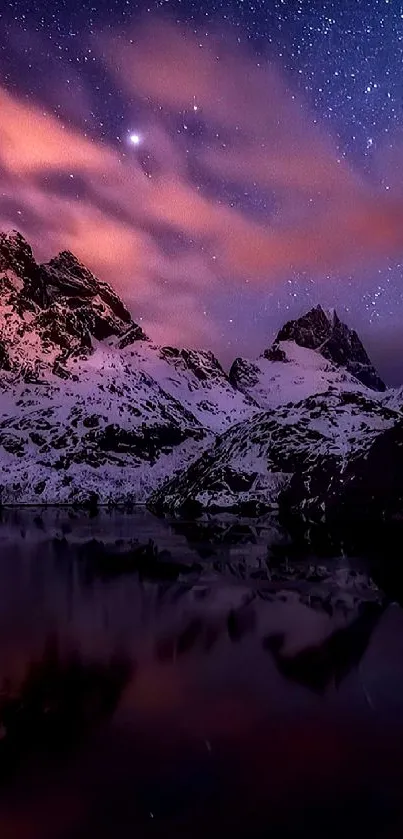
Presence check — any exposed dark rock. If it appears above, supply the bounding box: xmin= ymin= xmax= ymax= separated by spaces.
xmin=96 ymin=422 xmax=205 ymax=463
xmin=0 ymin=232 xmax=147 ymax=380
xmin=0 ymin=339 xmax=12 ymax=372
xmin=262 ymin=343 xmax=288 ymax=363
xmin=274 ymin=305 xmax=385 ymax=391
xmin=0 ymin=230 xmax=39 ymax=284
xmin=118 ymin=324 xmax=148 ymax=347
xmin=160 ymin=346 xmax=228 ymax=383
xmin=34 ymin=480 xmax=47 ymax=495
xmin=279 ymin=415 xmax=403 ymax=524
xmin=229 ymin=357 xmax=260 ymax=389
xmin=330 ymin=418 xmax=403 ymax=521
xmin=149 ymin=389 xmax=399 ymax=520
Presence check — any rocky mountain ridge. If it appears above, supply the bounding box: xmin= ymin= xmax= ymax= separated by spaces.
xmin=274 ymin=305 xmax=385 ymax=391
xmin=0 ymin=230 xmax=399 ymax=515
xmin=0 ymin=230 xmax=146 ymax=381
xmin=0 ymin=231 xmax=256 ymax=503
xmin=149 ymin=390 xmax=399 ymax=518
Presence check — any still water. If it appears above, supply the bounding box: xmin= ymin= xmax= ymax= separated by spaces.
xmin=0 ymin=508 xmax=403 ymax=838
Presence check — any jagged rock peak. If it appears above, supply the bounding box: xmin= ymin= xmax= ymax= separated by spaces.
xmin=0 ymin=231 xmax=145 ymax=336
xmin=0 ymin=230 xmax=148 ymax=379
xmin=272 ymin=304 xmax=385 ymax=392
xmin=0 ymin=230 xmax=38 ymax=278
xmin=229 ymin=357 xmax=260 ymax=389
xmin=159 ymin=346 xmax=227 ymax=383
xmin=40 ymin=249 xmax=134 ymax=328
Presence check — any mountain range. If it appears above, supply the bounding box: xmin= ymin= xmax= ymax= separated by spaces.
xmin=1 ymin=230 xmax=402 ymax=522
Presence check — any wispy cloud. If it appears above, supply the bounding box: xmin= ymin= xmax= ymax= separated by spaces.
xmin=0 ymin=19 xmax=402 ymax=351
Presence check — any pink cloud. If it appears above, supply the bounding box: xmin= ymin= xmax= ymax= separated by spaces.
xmin=1 ymin=20 xmax=403 ymax=352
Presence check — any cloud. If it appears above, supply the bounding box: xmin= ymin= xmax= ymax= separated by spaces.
xmin=1 ymin=20 xmax=403 ymax=354
xmin=101 ymin=20 xmax=403 ymax=279
xmin=219 ymin=193 xmax=403 ymax=278
xmin=103 ymin=21 xmax=358 ymax=195
xmin=0 ymin=89 xmax=113 ymax=176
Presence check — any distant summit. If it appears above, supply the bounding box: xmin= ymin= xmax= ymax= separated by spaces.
xmin=272 ymin=304 xmax=385 ymax=391
xmin=229 ymin=304 xmax=385 ymax=408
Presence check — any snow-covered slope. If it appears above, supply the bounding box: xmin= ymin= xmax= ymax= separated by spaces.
xmin=149 ymin=390 xmax=399 ymax=517
xmin=0 ymin=231 xmax=255 ymax=504
xmin=229 ymin=340 xmax=370 ymax=410
xmin=274 ymin=305 xmax=385 ymax=392
xmin=0 ymin=338 xmax=261 ymax=504
xmin=0 ymin=230 xmax=397 ymax=510
xmin=230 ymin=305 xmax=385 ymax=408
xmin=382 ymin=385 xmax=403 ymax=414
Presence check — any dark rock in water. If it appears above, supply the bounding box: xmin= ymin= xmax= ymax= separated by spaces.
xmin=274 ymin=305 xmax=385 ymax=391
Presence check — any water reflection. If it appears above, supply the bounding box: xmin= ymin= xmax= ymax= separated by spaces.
xmin=0 ymin=508 xmax=402 ymax=837
xmin=0 ymin=638 xmax=132 ymax=780
xmin=263 ymin=601 xmax=384 ymax=693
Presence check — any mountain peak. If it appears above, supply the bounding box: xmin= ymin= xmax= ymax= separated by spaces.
xmin=40 ymin=249 xmax=135 ymax=333
xmin=323 ymin=305 xmax=336 ymax=324
xmin=0 ymin=230 xmax=147 ymax=379
xmin=0 ymin=230 xmax=38 ymax=279
xmin=273 ymin=305 xmax=385 ymax=391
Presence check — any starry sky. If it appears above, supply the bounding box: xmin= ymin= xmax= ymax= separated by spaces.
xmin=1 ymin=0 xmax=403 ymax=382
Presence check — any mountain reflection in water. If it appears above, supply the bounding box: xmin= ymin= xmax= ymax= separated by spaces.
xmin=0 ymin=508 xmax=403 ymax=838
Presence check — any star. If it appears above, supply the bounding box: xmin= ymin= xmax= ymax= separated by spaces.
xmin=2 ymin=0 xmax=403 ymax=381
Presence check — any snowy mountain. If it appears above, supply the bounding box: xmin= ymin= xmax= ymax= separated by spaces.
xmin=229 ymin=305 xmax=385 ymax=409
xmin=148 ymin=303 xmax=403 ymax=523
xmin=0 ymin=231 xmax=255 ymax=504
xmin=229 ymin=339 xmax=371 ymax=411
xmin=0 ymin=230 xmax=399 ymax=513
xmin=273 ymin=305 xmax=385 ymax=392
xmin=0 ymin=231 xmax=145 ymax=380
xmin=149 ymin=390 xmax=399 ymax=518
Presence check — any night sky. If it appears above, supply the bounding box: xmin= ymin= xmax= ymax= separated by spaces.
xmin=1 ymin=0 xmax=403 ymax=381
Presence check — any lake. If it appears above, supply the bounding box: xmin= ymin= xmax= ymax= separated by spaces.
xmin=0 ymin=508 xmax=403 ymax=838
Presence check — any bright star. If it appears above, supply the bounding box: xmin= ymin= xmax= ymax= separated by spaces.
xmin=129 ymin=133 xmax=141 ymax=146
